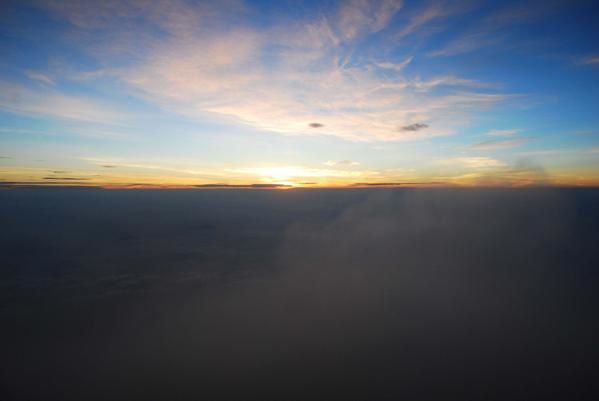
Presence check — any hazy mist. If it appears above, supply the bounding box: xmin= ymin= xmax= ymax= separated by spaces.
xmin=1 ymin=188 xmax=598 ymax=400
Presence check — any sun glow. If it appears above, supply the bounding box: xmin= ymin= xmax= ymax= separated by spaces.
xmin=236 ymin=166 xmax=330 ymax=179
xmin=228 ymin=166 xmax=343 ymax=184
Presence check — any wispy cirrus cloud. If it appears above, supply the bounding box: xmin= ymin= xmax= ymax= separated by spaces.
xmin=393 ymin=0 xmax=481 ymax=42
xmin=409 ymin=75 xmax=497 ymax=91
xmin=429 ymin=32 xmax=503 ymax=57
xmin=336 ymin=0 xmax=403 ymax=42
xmin=324 ymin=160 xmax=360 ymax=167
xmin=580 ymin=56 xmax=599 ymax=66
xmin=81 ymin=157 xmax=228 ymax=178
xmin=428 ymin=1 xmax=564 ymax=58
xmin=25 ymin=70 xmax=55 ymax=86
xmin=229 ymin=166 xmax=368 ymax=180
xmin=38 ymin=0 xmax=507 ymax=142
xmin=439 ymin=156 xmax=505 ymax=168
xmin=43 ymin=176 xmax=90 ymax=181
xmin=0 ymin=82 xmax=126 ymax=123
xmin=194 ymin=183 xmax=291 ymax=189
xmin=374 ymin=56 xmax=413 ymax=72
xmin=467 ymin=128 xmax=526 ymax=150
xmin=75 ymin=156 xmax=435 ymax=187
xmin=486 ymin=129 xmax=520 ymax=136
xmin=449 ymin=158 xmax=550 ymax=187
xmin=469 ymin=138 xmax=527 ymax=150
xmin=394 ymin=2 xmax=444 ymax=40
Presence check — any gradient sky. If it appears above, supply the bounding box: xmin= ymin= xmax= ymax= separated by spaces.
xmin=1 ymin=0 xmax=598 ymax=187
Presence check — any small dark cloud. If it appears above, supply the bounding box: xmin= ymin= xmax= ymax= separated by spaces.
xmin=49 ymin=170 xmax=67 ymax=174
xmin=0 ymin=181 xmax=40 ymax=185
xmin=0 ymin=156 xmax=11 ymax=159
xmin=0 ymin=181 xmax=100 ymax=188
xmin=43 ymin=177 xmax=90 ymax=181
xmin=309 ymin=123 xmax=324 ymax=128
xmin=352 ymin=182 xmax=445 ymax=187
xmin=107 ymin=183 xmax=177 ymax=188
xmin=195 ymin=183 xmax=291 ymax=189
xmin=101 ymin=165 xmax=117 ymax=168
xmin=399 ymin=123 xmax=428 ymax=132
xmin=352 ymin=182 xmax=403 ymax=187
xmin=195 ymin=184 xmax=241 ymax=188
xmin=250 ymin=184 xmax=291 ymax=188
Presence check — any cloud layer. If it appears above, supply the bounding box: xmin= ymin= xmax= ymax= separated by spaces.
xmin=40 ymin=0 xmax=506 ymax=142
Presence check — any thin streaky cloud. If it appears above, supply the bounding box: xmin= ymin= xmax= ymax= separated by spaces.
xmin=351 ymin=182 xmax=403 ymax=186
xmin=580 ymin=56 xmax=599 ymax=66
xmin=429 ymin=32 xmax=503 ymax=57
xmin=469 ymin=138 xmax=527 ymax=151
xmin=439 ymin=157 xmax=505 ymax=168
xmin=81 ymin=157 xmax=228 ymax=177
xmin=0 ymin=82 xmax=126 ymax=124
xmin=374 ymin=56 xmax=413 ymax=72
xmin=43 ymin=177 xmax=90 ymax=180
xmin=37 ymin=0 xmax=505 ymax=142
xmin=229 ymin=166 xmax=369 ymax=179
xmin=25 ymin=70 xmax=55 ymax=86
xmin=410 ymin=75 xmax=498 ymax=91
xmin=486 ymin=129 xmax=520 ymax=136
xmin=394 ymin=0 xmax=480 ymax=41
xmin=351 ymin=181 xmax=445 ymax=186
xmin=324 ymin=160 xmax=360 ymax=167
xmin=194 ymin=183 xmax=291 ymax=189
xmin=336 ymin=0 xmax=403 ymax=42
xmin=394 ymin=2 xmax=444 ymax=40
xmin=428 ymin=1 xmax=564 ymax=58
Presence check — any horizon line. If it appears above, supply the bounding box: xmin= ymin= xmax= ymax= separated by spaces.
xmin=2 ymin=182 xmax=598 ymax=190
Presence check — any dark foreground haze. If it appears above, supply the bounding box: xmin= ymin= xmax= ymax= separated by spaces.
xmin=1 ymin=188 xmax=598 ymax=400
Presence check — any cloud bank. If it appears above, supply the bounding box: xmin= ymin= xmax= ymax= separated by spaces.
xmin=39 ymin=0 xmax=506 ymax=142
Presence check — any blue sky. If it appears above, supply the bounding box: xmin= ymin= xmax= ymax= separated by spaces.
xmin=1 ymin=0 xmax=598 ymax=187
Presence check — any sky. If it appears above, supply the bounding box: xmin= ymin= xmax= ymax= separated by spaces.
xmin=0 ymin=0 xmax=598 ymax=188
